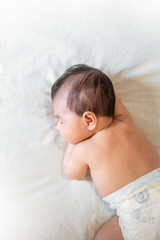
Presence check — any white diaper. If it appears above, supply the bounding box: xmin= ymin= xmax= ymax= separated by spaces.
xmin=103 ymin=168 xmax=160 ymax=240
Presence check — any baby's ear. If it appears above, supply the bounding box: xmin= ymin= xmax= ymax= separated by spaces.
xmin=82 ymin=111 xmax=97 ymax=130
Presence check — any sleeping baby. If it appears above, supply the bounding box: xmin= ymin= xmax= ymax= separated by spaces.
xmin=51 ymin=64 xmax=160 ymax=240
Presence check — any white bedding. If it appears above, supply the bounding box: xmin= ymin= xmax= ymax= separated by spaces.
xmin=0 ymin=1 xmax=160 ymax=239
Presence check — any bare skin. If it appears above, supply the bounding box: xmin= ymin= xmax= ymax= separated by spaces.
xmin=94 ymin=216 xmax=124 ymax=240
xmin=52 ymin=93 xmax=160 ymax=239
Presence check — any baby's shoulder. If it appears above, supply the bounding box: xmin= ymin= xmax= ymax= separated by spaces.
xmin=76 ymin=136 xmax=101 ymax=162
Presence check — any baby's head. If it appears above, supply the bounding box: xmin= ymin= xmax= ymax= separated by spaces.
xmin=51 ymin=64 xmax=115 ymax=144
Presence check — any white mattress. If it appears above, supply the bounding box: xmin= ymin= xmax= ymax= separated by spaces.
xmin=0 ymin=0 xmax=160 ymax=239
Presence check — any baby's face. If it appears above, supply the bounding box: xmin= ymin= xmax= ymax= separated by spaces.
xmin=52 ymin=93 xmax=88 ymax=144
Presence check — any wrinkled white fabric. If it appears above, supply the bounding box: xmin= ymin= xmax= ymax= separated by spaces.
xmin=0 ymin=0 xmax=160 ymax=239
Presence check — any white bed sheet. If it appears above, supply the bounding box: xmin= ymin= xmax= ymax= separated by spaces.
xmin=0 ymin=0 xmax=160 ymax=239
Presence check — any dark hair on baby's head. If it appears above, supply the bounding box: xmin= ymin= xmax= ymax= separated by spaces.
xmin=51 ymin=64 xmax=115 ymax=117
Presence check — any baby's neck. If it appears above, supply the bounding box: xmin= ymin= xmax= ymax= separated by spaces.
xmin=96 ymin=116 xmax=113 ymax=133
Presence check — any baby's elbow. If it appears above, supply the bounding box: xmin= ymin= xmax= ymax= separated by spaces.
xmin=62 ymin=169 xmax=74 ymax=180
xmin=63 ymin=167 xmax=86 ymax=180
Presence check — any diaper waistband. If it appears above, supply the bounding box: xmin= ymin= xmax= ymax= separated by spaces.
xmin=103 ymin=168 xmax=160 ymax=209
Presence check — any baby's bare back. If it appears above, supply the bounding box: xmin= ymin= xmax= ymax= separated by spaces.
xmin=87 ymin=100 xmax=160 ymax=197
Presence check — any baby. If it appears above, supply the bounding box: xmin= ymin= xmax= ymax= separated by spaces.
xmin=51 ymin=64 xmax=160 ymax=240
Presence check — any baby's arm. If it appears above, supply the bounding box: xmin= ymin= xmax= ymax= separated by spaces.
xmin=63 ymin=143 xmax=88 ymax=180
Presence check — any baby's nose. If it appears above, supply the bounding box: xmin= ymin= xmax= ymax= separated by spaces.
xmin=56 ymin=122 xmax=60 ymax=131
